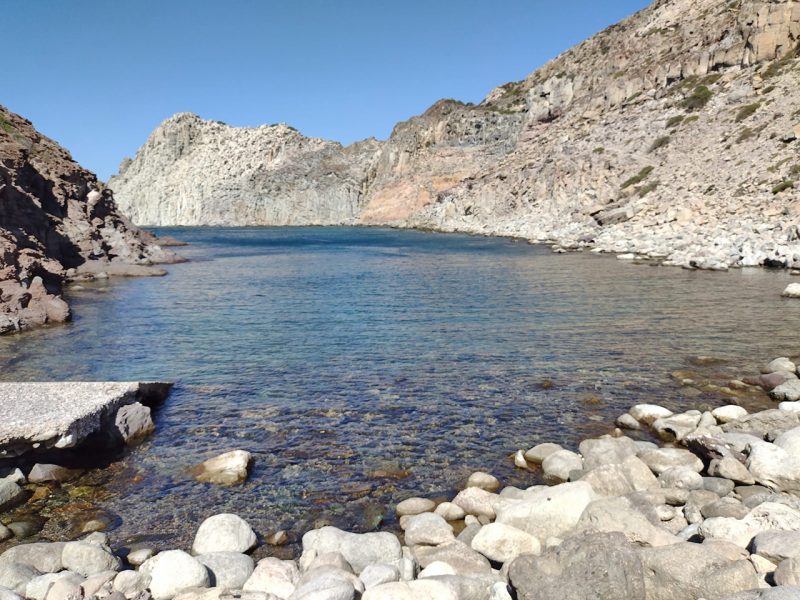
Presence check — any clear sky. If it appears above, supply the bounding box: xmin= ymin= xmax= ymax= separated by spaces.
xmin=4 ymin=0 xmax=651 ymax=180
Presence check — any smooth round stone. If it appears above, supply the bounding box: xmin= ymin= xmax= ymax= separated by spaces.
xmin=61 ymin=541 xmax=121 ymax=576
xmin=190 ymin=450 xmax=252 ymax=485
xmin=192 ymin=513 xmax=257 ymax=554
xmin=126 ymin=549 xmax=154 ymax=567
xmin=7 ymin=521 xmax=42 ymax=539
xmin=359 ymin=564 xmax=399 ymax=589
xmin=466 ymin=472 xmax=500 ymax=492
xmin=0 ymin=524 xmax=11 ymax=542
xmin=615 ymin=413 xmax=640 ymax=430
xmin=433 ymin=502 xmax=465 ymax=521
xmin=712 ymin=405 xmax=748 ymax=424
xmin=523 ymin=443 xmax=563 ymax=464
xmin=701 ymin=498 xmax=749 ymax=520
xmin=470 ymin=523 xmax=540 ymax=564
xmin=139 ymin=550 xmax=210 ymax=600
xmin=764 ymin=357 xmax=797 ymax=374
xmin=395 ymin=497 xmax=435 ymax=517
xmin=514 ymin=450 xmax=528 ymax=469
xmin=541 ymin=450 xmax=583 ymax=483
xmin=702 ymin=477 xmax=735 ymax=497
xmin=196 ymin=552 xmax=255 ymax=589
xmin=783 ymin=283 xmax=800 ymax=298
xmin=402 ymin=513 xmax=454 ymax=546
xmin=417 ymin=561 xmax=456 ymax=578
xmin=629 ymin=404 xmax=673 ymax=425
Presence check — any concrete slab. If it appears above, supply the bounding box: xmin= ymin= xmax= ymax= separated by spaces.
xmin=0 ymin=382 xmax=172 ymax=456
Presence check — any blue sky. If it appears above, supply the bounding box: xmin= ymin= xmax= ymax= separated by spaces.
xmin=4 ymin=1 xmax=650 ymax=180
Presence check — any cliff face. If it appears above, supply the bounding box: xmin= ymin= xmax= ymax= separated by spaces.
xmin=0 ymin=106 xmax=177 ymax=334
xmin=110 ymin=114 xmax=383 ymax=226
xmin=109 ymin=0 xmax=800 ymax=269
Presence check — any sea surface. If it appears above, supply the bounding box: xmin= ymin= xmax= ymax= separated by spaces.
xmin=1 ymin=227 xmax=799 ymax=550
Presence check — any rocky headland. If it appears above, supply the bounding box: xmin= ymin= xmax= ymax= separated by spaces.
xmin=0 ymin=106 xmax=181 ymax=335
xmin=4 ymin=354 xmax=800 ymax=598
xmin=110 ymin=0 xmax=800 ymax=270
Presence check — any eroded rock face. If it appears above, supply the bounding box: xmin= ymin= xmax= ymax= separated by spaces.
xmin=110 ymin=0 xmax=800 ymax=271
xmin=0 ymin=105 xmax=178 ymax=334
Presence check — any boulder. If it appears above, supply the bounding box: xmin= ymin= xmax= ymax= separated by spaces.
xmin=61 ymin=541 xmax=121 ymax=576
xmin=112 ymin=402 xmax=155 ymax=444
xmin=0 ymin=563 xmax=41 ymax=596
xmin=113 ymin=571 xmax=152 ymax=599
xmin=495 ymin=481 xmax=597 ymax=542
xmin=523 ymin=443 xmax=562 ymax=464
xmin=451 ymin=487 xmax=499 ymax=520
xmin=242 ymin=557 xmax=298 ymax=598
xmin=196 ymin=552 xmax=254 ymax=589
xmin=44 ymin=574 xmax=83 ymax=600
xmin=630 ymin=404 xmax=673 ymax=425
xmin=300 ymin=527 xmax=401 ymax=574
xmin=411 ymin=541 xmax=492 ymax=576
xmin=358 ymin=564 xmax=399 ymax=589
xmin=190 ymin=450 xmax=251 ymax=485
xmin=745 ymin=441 xmax=800 ymax=492
xmin=27 ymin=464 xmax=84 ymax=484
xmin=638 ymin=542 xmax=759 ymax=599
xmin=639 ymin=448 xmax=704 ymax=475
xmin=395 ymin=498 xmax=435 ymax=517
xmin=508 ymin=532 xmax=645 ymax=600
xmin=774 ymin=557 xmax=800 ymax=586
xmin=713 ymin=406 xmax=748 ymax=424
xmin=781 ymin=283 xmax=800 ymax=298
xmin=470 ymin=523 xmax=540 ymax=564
xmin=701 ymin=498 xmax=749 ymax=520
xmin=0 ymin=544 xmax=65 ymax=574
xmin=652 ymin=413 xmax=701 ymax=442
xmin=578 ymin=436 xmax=638 ymax=469
xmin=723 ymin=410 xmax=800 ymax=438
xmin=465 ymin=472 xmax=500 ymax=492
xmin=576 ymin=496 xmax=679 ymax=547
xmin=402 ymin=513 xmax=454 ymax=547
xmin=709 ymin=457 xmax=755 ymax=485
xmin=541 ymin=450 xmax=583 ymax=484
xmin=192 ymin=514 xmax=257 ymax=554
xmin=26 ymin=573 xmax=78 ymax=600
xmin=764 ymin=357 xmax=797 ymax=374
xmin=751 ymin=530 xmax=800 ymax=563
xmin=140 ymin=550 xmax=211 ymax=600
xmin=772 ymin=380 xmax=800 ymax=402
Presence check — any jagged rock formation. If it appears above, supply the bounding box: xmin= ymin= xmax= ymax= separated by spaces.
xmin=0 ymin=106 xmax=179 ymax=334
xmin=110 ymin=0 xmax=800 ymax=269
xmin=110 ymin=114 xmax=383 ymax=226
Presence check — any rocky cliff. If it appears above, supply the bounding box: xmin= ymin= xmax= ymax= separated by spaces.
xmin=110 ymin=0 xmax=800 ymax=269
xmin=0 ymin=106 xmax=178 ymax=334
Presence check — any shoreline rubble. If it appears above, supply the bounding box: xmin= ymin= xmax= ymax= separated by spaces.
xmin=3 ymin=357 xmax=800 ymax=598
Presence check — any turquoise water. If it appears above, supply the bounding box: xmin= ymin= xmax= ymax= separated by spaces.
xmin=1 ymin=227 xmax=799 ymax=549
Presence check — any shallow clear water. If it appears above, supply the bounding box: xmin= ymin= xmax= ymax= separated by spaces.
xmin=1 ymin=227 xmax=799 ymax=550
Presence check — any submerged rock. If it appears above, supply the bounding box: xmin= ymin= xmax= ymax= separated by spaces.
xmin=190 ymin=450 xmax=252 ymax=485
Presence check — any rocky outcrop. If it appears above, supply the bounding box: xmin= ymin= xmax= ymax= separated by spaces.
xmin=109 ymin=114 xmax=383 ymax=226
xmin=0 ymin=106 xmax=179 ymax=334
xmin=110 ymin=0 xmax=800 ymax=270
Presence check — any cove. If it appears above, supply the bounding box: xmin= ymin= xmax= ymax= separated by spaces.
xmin=0 ymin=226 xmax=798 ymax=549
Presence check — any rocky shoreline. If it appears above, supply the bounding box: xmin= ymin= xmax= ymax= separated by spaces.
xmin=3 ymin=354 xmax=800 ymax=598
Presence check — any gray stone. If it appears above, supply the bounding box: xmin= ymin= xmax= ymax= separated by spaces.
xmin=81 ymin=570 xmax=116 ymax=597
xmin=616 ymin=414 xmax=640 ymax=430
xmin=411 ymin=541 xmax=492 ymax=576
xmin=192 ymin=514 xmax=257 ymax=554
xmin=196 ymin=552 xmax=254 ymax=589
xmin=629 ymin=404 xmax=673 ymax=425
xmin=451 ymin=487 xmax=499 ymax=520
xmin=764 ymin=357 xmax=797 ymax=374
xmin=709 ymin=457 xmax=755 ymax=485
xmin=465 ymin=472 xmax=500 ymax=492
xmin=190 ymin=451 xmax=251 ymax=486
xmin=0 ymin=382 xmax=171 ymax=455
xmin=403 ymin=513 xmax=454 ymax=547
xmin=243 ymin=557 xmax=298 ymax=598
xmin=113 ymin=402 xmax=155 ymax=444
xmin=658 ymin=467 xmax=703 ymax=490
xmin=113 ymin=571 xmax=152 ymax=599
xmin=523 ymin=443 xmax=562 ymax=464
xmin=0 ymin=479 xmax=24 ymax=511
xmin=358 ymin=564 xmax=399 ymax=589
xmin=0 ymin=563 xmax=41 ymax=595
xmin=721 ymin=588 xmax=800 ymax=600
xmin=541 ymin=450 xmax=583 ymax=484
xmin=470 ymin=523 xmax=540 ymax=564
xmin=495 ymin=481 xmax=597 ymax=542
xmin=639 ymin=448 xmax=703 ymax=475
xmin=774 ymin=557 xmax=800 ymax=586
xmin=0 ymin=543 xmax=65 ymax=573
xmin=638 ymin=542 xmax=759 ymax=599
xmin=300 ymin=527 xmax=401 ymax=575
xmin=508 ymin=532 xmax=645 ymax=600
xmin=433 ymin=502 xmax=465 ymax=521
xmin=27 ymin=464 xmax=84 ymax=484
xmin=44 ymin=574 xmax=84 ymax=600
xmin=126 ymin=549 xmax=154 ymax=567
xmin=395 ymin=498 xmax=435 ymax=517
xmin=652 ymin=413 xmax=702 ymax=442
xmin=61 ymin=541 xmax=121 ymax=577
xmin=576 ymin=496 xmax=679 ymax=547
xmin=26 ymin=573 xmax=79 ymax=600
xmin=578 ymin=436 xmax=638 ymax=469
xmin=701 ymin=498 xmax=749 ymax=519
xmin=703 ymin=477 xmax=736 ymax=496
xmin=751 ymin=530 xmax=800 ymax=563
xmin=140 ymin=550 xmax=210 ymax=600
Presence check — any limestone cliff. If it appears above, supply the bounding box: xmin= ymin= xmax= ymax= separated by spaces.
xmin=110 ymin=0 xmax=800 ymax=269
xmin=0 ymin=106 xmax=178 ymax=334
